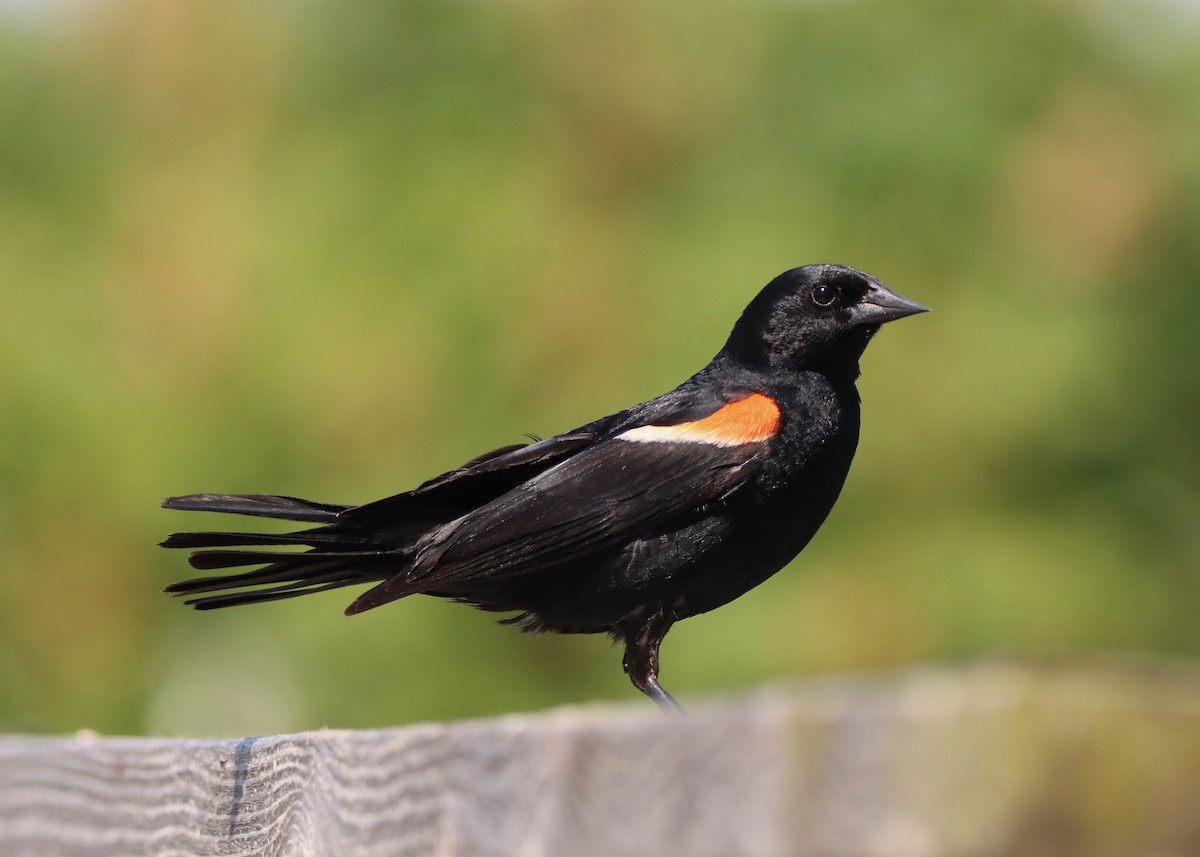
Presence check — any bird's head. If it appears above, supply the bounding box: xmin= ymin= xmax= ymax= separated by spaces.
xmin=721 ymin=264 xmax=928 ymax=379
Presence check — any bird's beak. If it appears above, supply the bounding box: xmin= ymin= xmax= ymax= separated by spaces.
xmin=849 ymin=284 xmax=930 ymax=327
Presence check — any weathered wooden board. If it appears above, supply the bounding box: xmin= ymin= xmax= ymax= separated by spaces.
xmin=3 ymin=663 xmax=1200 ymax=856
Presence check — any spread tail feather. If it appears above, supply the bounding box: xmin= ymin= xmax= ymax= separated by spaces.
xmin=161 ymin=492 xmax=398 ymax=610
xmin=161 ymin=493 xmax=348 ymax=523
xmin=160 ymin=529 xmax=358 ymax=549
xmin=163 ymin=550 xmax=398 ymax=610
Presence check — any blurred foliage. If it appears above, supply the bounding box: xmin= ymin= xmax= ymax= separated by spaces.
xmin=0 ymin=0 xmax=1198 ymax=736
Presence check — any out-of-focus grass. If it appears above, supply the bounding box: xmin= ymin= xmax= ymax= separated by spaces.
xmin=0 ymin=0 xmax=1197 ymax=735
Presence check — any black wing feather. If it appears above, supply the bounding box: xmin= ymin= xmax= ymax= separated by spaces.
xmin=346 ymin=437 xmax=766 ymax=613
xmin=342 ymin=432 xmax=598 ymax=527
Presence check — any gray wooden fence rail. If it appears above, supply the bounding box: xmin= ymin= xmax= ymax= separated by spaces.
xmin=3 ymin=662 xmax=1200 ymax=857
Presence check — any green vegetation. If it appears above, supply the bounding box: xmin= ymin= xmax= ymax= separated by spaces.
xmin=1 ymin=0 xmax=1197 ymax=735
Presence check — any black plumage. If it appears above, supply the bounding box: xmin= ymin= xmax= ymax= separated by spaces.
xmin=162 ymin=264 xmax=927 ymax=710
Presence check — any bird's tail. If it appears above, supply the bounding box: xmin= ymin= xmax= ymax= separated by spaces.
xmin=160 ymin=493 xmax=399 ymax=610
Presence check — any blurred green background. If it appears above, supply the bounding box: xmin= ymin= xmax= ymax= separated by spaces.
xmin=1 ymin=0 xmax=1197 ymax=737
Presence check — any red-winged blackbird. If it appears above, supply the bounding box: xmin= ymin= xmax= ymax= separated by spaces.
xmin=162 ymin=264 xmax=927 ymax=711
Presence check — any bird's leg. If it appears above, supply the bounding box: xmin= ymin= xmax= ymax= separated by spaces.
xmin=622 ymin=613 xmax=684 ymax=714
xmin=640 ymin=676 xmax=684 ymax=714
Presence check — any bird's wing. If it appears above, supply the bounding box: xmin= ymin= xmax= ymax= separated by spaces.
xmin=346 ymin=392 xmax=782 ymax=613
xmin=338 ymin=430 xmax=600 ymax=534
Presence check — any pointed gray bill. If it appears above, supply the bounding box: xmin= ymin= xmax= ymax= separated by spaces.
xmin=849 ymin=283 xmax=931 ymax=326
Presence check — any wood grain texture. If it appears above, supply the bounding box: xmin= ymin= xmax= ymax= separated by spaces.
xmin=3 ymin=663 xmax=1200 ymax=857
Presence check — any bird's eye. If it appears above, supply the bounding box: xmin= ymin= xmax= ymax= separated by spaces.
xmin=811 ymin=284 xmax=838 ymax=307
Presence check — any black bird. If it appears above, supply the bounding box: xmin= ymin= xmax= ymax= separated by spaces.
xmin=162 ymin=264 xmax=927 ymax=711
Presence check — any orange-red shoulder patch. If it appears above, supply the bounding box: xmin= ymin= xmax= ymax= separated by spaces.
xmin=619 ymin=393 xmax=781 ymax=447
